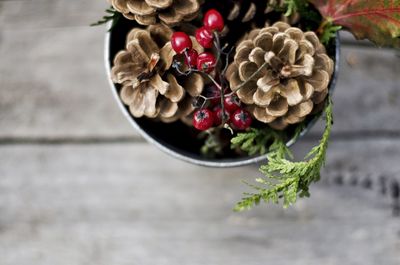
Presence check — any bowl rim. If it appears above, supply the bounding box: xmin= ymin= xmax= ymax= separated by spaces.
xmin=104 ymin=25 xmax=340 ymax=168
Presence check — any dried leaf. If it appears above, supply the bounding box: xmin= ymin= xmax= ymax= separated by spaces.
xmin=309 ymin=0 xmax=400 ymax=47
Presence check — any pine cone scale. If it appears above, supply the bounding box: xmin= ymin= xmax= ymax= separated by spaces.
xmin=149 ymin=73 xmax=169 ymax=95
xmin=126 ymin=0 xmax=155 ymax=16
xmin=164 ymin=74 xmax=185 ymax=103
xmin=280 ymin=80 xmax=304 ymax=106
xmin=145 ymin=0 xmax=173 ymax=9
xmin=256 ymin=71 xmax=279 ymax=93
xmin=254 ymin=33 xmax=273 ymax=51
xmin=249 ymin=47 xmax=266 ymax=67
xmin=110 ymin=0 xmax=201 ymax=25
xmin=111 ymin=24 xmax=205 ymax=122
xmin=278 ymin=39 xmax=298 ymax=65
xmin=238 ymin=61 xmax=261 ymax=81
xmin=303 ymin=70 xmax=330 ymax=92
xmin=253 ymin=87 xmax=274 ymax=106
xmin=134 ymin=14 xmax=157 ymax=25
xmin=266 ymin=96 xmax=289 ymax=117
xmin=227 ymin=22 xmax=334 ymax=130
xmin=237 ymin=82 xmax=257 ymax=105
xmin=130 ymin=83 xmax=159 ymax=118
xmin=182 ymin=73 xmax=203 ymax=97
xmin=112 ymin=49 xmax=149 ymax=85
xmin=157 ymin=98 xmax=178 ymax=118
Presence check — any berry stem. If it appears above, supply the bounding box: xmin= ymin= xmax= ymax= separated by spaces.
xmin=172 ymin=60 xmax=222 ymax=90
xmin=212 ymin=31 xmax=228 ymax=125
xmin=229 ymin=61 xmax=269 ymax=95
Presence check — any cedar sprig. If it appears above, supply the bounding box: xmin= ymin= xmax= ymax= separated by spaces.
xmin=90 ymin=7 xmax=122 ymax=32
xmin=234 ymin=97 xmax=333 ymax=211
xmin=284 ymin=0 xmax=300 ymax=17
xmin=319 ymin=22 xmax=343 ymax=45
xmin=231 ymin=128 xmax=287 ymax=157
xmin=200 ymin=130 xmax=224 ymax=158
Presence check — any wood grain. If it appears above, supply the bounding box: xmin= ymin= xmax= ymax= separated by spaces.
xmin=0 ymin=1 xmax=399 ymax=140
xmin=0 ymin=0 xmax=108 ymax=29
xmin=1 ymin=1 xmax=400 ymax=264
xmin=0 ymin=26 xmax=135 ymax=139
xmin=0 ymin=142 xmax=399 ymax=265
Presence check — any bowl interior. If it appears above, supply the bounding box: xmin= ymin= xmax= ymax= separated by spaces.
xmin=106 ymin=18 xmax=340 ymax=167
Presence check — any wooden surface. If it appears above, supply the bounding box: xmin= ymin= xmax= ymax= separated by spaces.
xmin=1 ymin=1 xmax=400 ymax=264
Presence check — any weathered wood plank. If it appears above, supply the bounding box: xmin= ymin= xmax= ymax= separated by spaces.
xmin=1 ymin=25 xmax=399 ymax=139
xmin=305 ymin=44 xmax=400 ymax=137
xmin=0 ymin=0 xmax=108 ymax=29
xmin=0 ymin=26 xmax=135 ymax=139
xmin=0 ymin=0 xmax=399 ymax=140
xmin=0 ymin=0 xmax=373 ymax=49
xmin=339 ymin=31 xmax=374 ymax=47
xmin=331 ymin=46 xmax=400 ymax=133
xmin=0 ymin=141 xmax=399 ymax=265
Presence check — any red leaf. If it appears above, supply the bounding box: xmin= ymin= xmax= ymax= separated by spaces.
xmin=309 ymin=0 xmax=400 ymax=47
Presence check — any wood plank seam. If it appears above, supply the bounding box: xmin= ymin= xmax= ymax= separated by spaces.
xmin=323 ymin=172 xmax=400 ymax=217
xmin=1 ymin=131 xmax=400 ymax=145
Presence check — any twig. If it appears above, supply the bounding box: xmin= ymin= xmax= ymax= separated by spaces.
xmin=229 ymin=61 xmax=269 ymax=95
xmin=172 ymin=61 xmax=222 ymax=90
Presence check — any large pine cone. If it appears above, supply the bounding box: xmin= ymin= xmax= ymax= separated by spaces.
xmin=111 ymin=24 xmax=204 ymax=123
xmin=226 ymin=22 xmax=334 ymax=130
xmin=108 ymin=0 xmax=201 ymax=25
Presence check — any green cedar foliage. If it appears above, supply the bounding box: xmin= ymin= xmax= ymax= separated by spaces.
xmin=91 ymin=7 xmax=122 ymax=32
xmin=231 ymin=128 xmax=281 ymax=156
xmin=233 ymin=98 xmax=333 ymax=210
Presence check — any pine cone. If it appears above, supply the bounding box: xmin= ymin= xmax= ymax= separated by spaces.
xmin=108 ymin=0 xmax=201 ymax=26
xmin=226 ymin=22 xmax=334 ymax=130
xmin=226 ymin=0 xmax=258 ymax=23
xmin=111 ymin=24 xmax=204 ymax=123
xmin=225 ymin=0 xmax=299 ymax=25
xmin=265 ymin=0 xmax=300 ymax=25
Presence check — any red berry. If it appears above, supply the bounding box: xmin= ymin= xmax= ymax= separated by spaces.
xmin=193 ymin=108 xmax=214 ymax=131
xmin=231 ymin=109 xmax=252 ymax=130
xmin=224 ymin=94 xmax=241 ymax=112
xmin=195 ymin=27 xmax=214 ymax=49
xmin=203 ymin=9 xmax=225 ymax=32
xmin=171 ymin=32 xmax=192 ymax=54
xmin=197 ymin=52 xmax=216 ymax=73
xmin=213 ymin=107 xmax=230 ymax=126
xmin=184 ymin=49 xmax=198 ymax=68
xmin=204 ymin=85 xmax=221 ymax=106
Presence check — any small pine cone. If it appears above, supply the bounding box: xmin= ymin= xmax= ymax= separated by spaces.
xmin=225 ymin=0 xmax=299 ymax=25
xmin=111 ymin=24 xmax=204 ymax=123
xmin=108 ymin=0 xmax=201 ymax=26
xmin=226 ymin=22 xmax=334 ymax=130
xmin=208 ymin=0 xmax=299 ymax=41
xmin=265 ymin=0 xmax=300 ymax=25
xmin=226 ymin=0 xmax=259 ymax=23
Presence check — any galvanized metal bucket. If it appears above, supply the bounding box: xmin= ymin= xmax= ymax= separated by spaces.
xmin=105 ymin=22 xmax=340 ymax=168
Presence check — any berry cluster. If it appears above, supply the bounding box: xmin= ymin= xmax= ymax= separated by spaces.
xmin=193 ymin=85 xmax=252 ymax=131
xmin=171 ymin=9 xmax=224 ymax=73
xmin=171 ymin=9 xmax=252 ymax=132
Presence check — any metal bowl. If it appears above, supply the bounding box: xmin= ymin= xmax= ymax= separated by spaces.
xmin=105 ymin=22 xmax=340 ymax=168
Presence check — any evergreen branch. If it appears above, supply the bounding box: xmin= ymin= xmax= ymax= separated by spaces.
xmin=234 ymin=98 xmax=334 ymax=211
xmin=284 ymin=0 xmax=323 ymax=31
xmin=200 ymin=129 xmax=224 ymax=158
xmin=284 ymin=0 xmax=300 ymax=17
xmin=231 ymin=128 xmax=281 ymax=156
xmin=90 ymin=7 xmax=122 ymax=32
xmin=319 ymin=21 xmax=342 ymax=45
